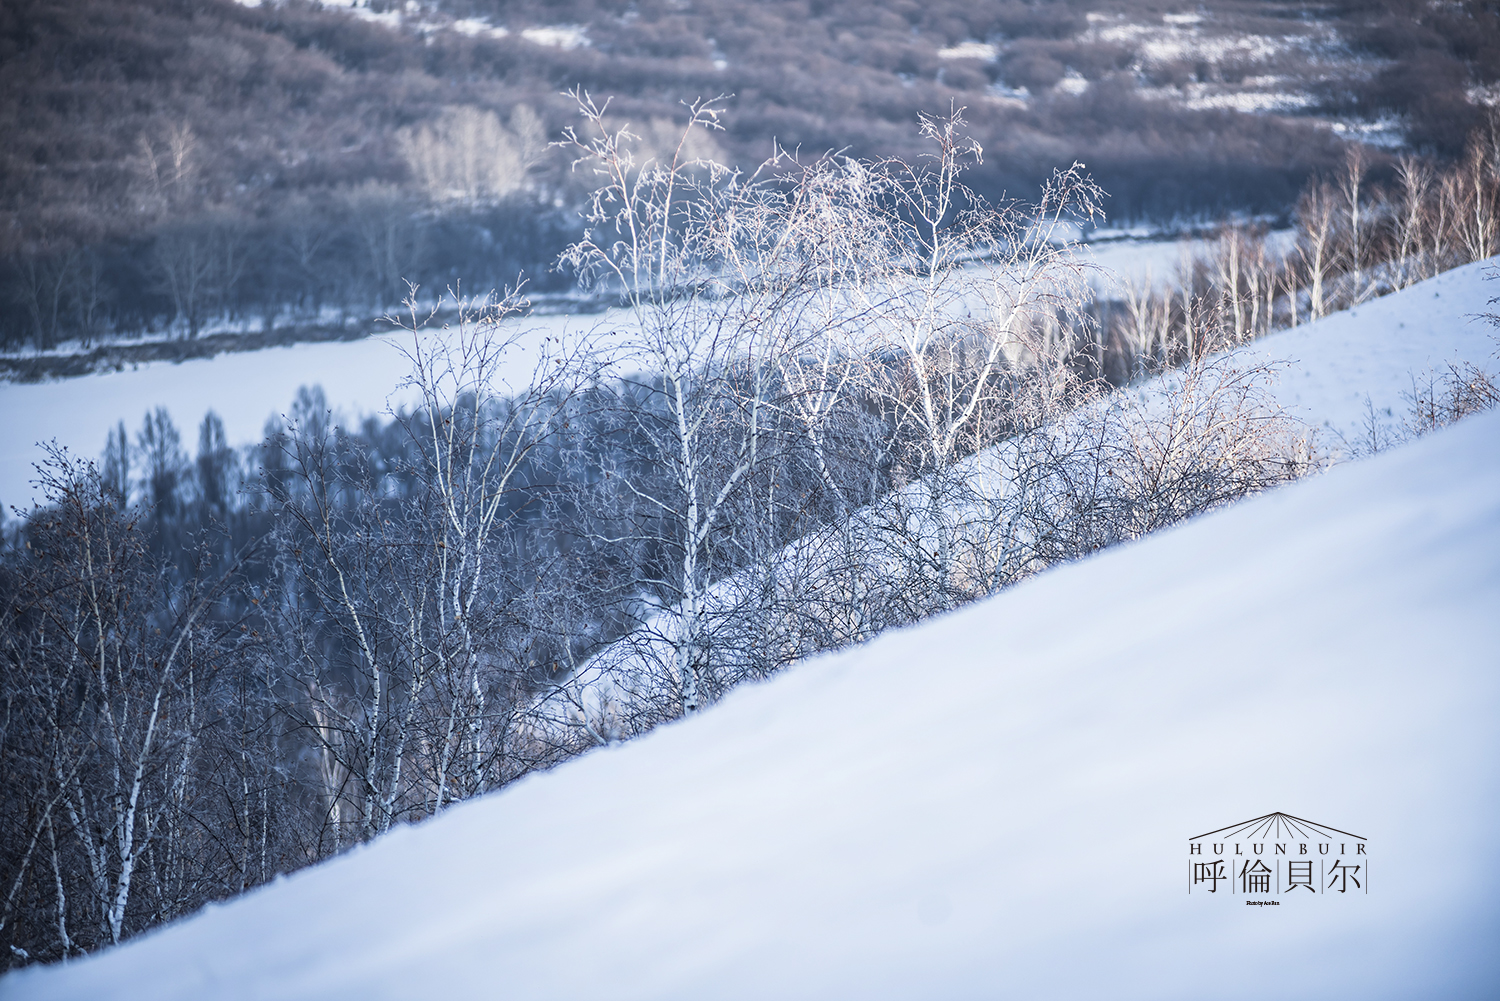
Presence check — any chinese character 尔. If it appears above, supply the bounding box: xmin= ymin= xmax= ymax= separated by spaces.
xmin=1327 ymin=860 xmax=1361 ymax=893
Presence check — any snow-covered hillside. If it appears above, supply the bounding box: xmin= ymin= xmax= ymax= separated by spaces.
xmin=1241 ymin=261 xmax=1500 ymax=448
xmin=529 ymin=259 xmax=1500 ymax=735
xmin=5 ymin=344 xmax=1498 ymax=996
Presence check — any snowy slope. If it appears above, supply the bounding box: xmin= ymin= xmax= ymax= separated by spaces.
xmin=530 ymin=258 xmax=1500 ymax=730
xmin=1243 ymin=260 xmax=1499 ymax=448
xmin=6 ymin=395 xmax=1498 ymax=999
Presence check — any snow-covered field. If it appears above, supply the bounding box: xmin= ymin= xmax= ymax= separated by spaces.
xmin=6 ymin=329 xmax=1497 ymax=1000
xmin=1082 ymin=228 xmax=1298 ymax=291
xmin=0 ymin=310 xmax=617 ymax=510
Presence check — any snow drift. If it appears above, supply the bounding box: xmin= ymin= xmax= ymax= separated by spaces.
xmin=5 ymin=371 xmax=1498 ymax=999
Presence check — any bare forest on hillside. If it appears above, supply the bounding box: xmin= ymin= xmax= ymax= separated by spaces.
xmin=4 ymin=87 xmax=1499 ymax=969
xmin=4 ymin=0 xmax=1500 ymax=350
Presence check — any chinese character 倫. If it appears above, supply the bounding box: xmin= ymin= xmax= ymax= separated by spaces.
xmin=1240 ymin=859 xmax=1272 ymax=893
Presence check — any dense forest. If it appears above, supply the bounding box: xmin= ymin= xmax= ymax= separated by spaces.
xmin=2 ymin=0 xmax=1499 ymax=348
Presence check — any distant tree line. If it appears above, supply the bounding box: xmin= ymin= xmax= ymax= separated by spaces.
xmin=7 ymin=0 xmax=1500 ymax=349
xmin=4 ymin=186 xmax=583 ymax=350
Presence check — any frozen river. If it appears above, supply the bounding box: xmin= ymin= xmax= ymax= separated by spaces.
xmin=0 ymin=235 xmax=1280 ymax=508
xmin=0 ymin=309 xmax=623 ymax=510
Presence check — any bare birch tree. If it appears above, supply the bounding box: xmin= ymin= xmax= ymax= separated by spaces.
xmin=1 ymin=450 xmax=250 ymax=958
xmin=556 ymin=92 xmax=795 ymax=717
xmin=267 ymin=286 xmax=586 ymax=844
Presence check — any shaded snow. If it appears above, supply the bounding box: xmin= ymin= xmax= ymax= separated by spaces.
xmin=5 ymin=378 xmax=1498 ymax=1001
xmin=1088 ymin=19 xmax=1285 ymax=65
xmin=448 ymin=18 xmax=508 ymax=40
xmin=1054 ymin=72 xmax=1090 ymax=96
xmin=937 ymin=41 xmax=998 ymax=62
xmin=340 ymin=0 xmax=402 ymax=32
xmin=1328 ymin=117 xmax=1409 ymax=149
xmin=1177 ymin=90 xmax=1315 ymax=113
xmin=1469 ymin=83 xmax=1500 ymax=108
xmin=519 ymin=25 xmax=588 ymax=50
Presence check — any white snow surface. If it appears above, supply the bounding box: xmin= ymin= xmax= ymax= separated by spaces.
xmin=6 ymin=371 xmax=1499 ymax=1000
xmin=1080 ymin=228 xmax=1300 ymax=291
xmin=0 ymin=311 xmax=617 ymax=509
xmin=1235 ymin=261 xmax=1500 ymax=449
xmin=519 ymin=25 xmax=588 ymax=49
xmin=0 ymin=335 xmax=411 ymax=507
xmin=1088 ymin=19 xmax=1284 ymax=65
xmin=1177 ymin=89 xmax=1315 ymax=113
xmin=937 ymin=41 xmax=998 ymax=62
